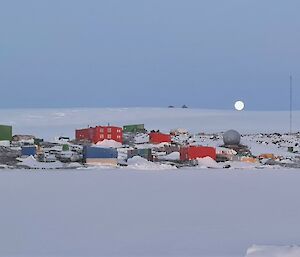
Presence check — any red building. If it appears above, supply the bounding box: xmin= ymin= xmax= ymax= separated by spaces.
xmin=76 ymin=126 xmax=123 ymax=144
xmin=149 ymin=132 xmax=172 ymax=144
xmin=180 ymin=146 xmax=216 ymax=161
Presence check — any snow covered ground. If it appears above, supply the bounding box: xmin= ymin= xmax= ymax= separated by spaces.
xmin=0 ymin=108 xmax=299 ymax=257
xmin=0 ymin=169 xmax=300 ymax=257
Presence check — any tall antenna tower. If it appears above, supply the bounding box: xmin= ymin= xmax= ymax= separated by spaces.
xmin=289 ymin=75 xmax=293 ymax=135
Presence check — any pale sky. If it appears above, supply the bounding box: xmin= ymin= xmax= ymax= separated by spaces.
xmin=0 ymin=0 xmax=299 ymax=110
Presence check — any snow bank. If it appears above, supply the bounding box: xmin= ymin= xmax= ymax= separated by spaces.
xmin=197 ymin=157 xmax=222 ymax=168
xmin=126 ymin=156 xmax=176 ymax=170
xmin=17 ymin=156 xmax=71 ymax=169
xmin=95 ymin=139 xmax=122 ymax=148
xmin=66 ymin=162 xmax=83 ymax=168
xmin=246 ymin=245 xmax=300 ymax=257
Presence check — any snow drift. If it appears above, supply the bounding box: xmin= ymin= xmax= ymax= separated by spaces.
xmin=126 ymin=156 xmax=176 ymax=170
xmin=197 ymin=156 xmax=222 ymax=168
xmin=95 ymin=139 xmax=122 ymax=148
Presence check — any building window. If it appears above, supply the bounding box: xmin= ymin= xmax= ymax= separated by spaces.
xmin=100 ymin=134 xmax=104 ymax=139
xmin=108 ymin=128 xmax=112 ymax=133
xmin=117 ymin=135 xmax=120 ymax=139
xmin=108 ymin=134 xmax=111 ymax=139
xmin=117 ymin=129 xmax=121 ymax=133
xmin=100 ymin=128 xmax=104 ymax=133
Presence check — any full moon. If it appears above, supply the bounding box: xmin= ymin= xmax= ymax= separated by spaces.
xmin=234 ymin=100 xmax=245 ymax=111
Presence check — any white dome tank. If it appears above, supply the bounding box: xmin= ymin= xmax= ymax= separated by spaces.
xmin=223 ymin=130 xmax=241 ymax=145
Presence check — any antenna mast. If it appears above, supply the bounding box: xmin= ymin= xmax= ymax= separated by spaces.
xmin=289 ymin=75 xmax=293 ymax=135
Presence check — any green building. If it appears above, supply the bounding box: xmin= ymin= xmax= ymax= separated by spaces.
xmin=0 ymin=125 xmax=12 ymax=141
xmin=123 ymin=124 xmax=145 ymax=133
